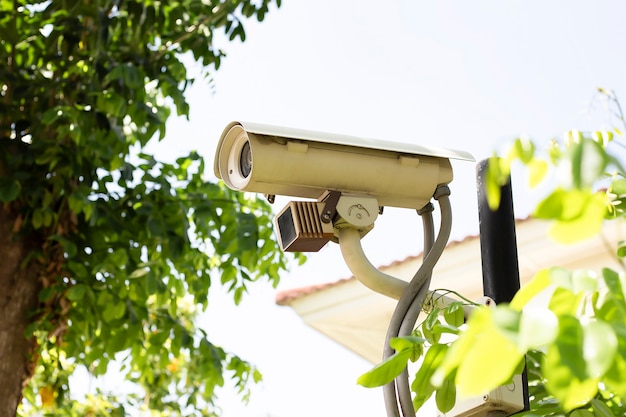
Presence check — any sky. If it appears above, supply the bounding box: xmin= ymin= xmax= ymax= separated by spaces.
xmin=147 ymin=1 xmax=626 ymax=416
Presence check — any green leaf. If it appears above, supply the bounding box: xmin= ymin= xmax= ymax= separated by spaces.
xmin=549 ymin=269 xmax=598 ymax=294
xmin=527 ymin=159 xmax=548 ymax=188
xmin=569 ymin=410 xmax=594 ymax=417
xmin=600 ymin=268 xmax=625 ymax=303
xmin=610 ymin=178 xmax=626 ymax=195
xmin=603 ymin=325 xmax=626 ymax=398
xmin=390 ymin=336 xmax=426 ymax=351
xmin=145 ymin=273 xmax=159 ymax=295
xmin=31 ymin=209 xmax=43 ymax=229
xmin=570 ymin=139 xmax=607 ymax=189
xmin=435 ymin=307 xmax=523 ymax=397
xmin=411 ymin=343 xmax=448 ymax=411
xmin=38 ymin=287 xmax=55 ymax=303
xmin=66 ymin=284 xmax=87 ymax=301
xmin=435 ymin=372 xmax=457 ymax=413
xmin=510 ymin=268 xmax=552 ymax=310
xmin=48 ymin=235 xmax=78 ymax=257
xmin=236 ymin=212 xmax=258 ymax=251
xmin=423 ymin=308 xmax=442 ymax=344
xmin=518 ymin=307 xmax=558 ymax=351
xmin=102 ymin=301 xmax=126 ymax=322
xmin=493 ymin=306 xmax=522 ymax=339
xmin=443 ymin=303 xmax=464 ymax=327
xmin=581 ymin=320 xmax=617 ymax=378
xmin=0 ymin=179 xmax=20 ymax=202
xmin=6 ymin=1 xmax=296 ymax=413
xmin=535 ymin=189 xmax=608 ymax=244
xmin=357 ymin=349 xmax=411 ymax=388
xmin=67 ymin=193 xmax=84 ymax=214
xmin=559 ymin=194 xmax=606 ymax=243
xmin=129 ymin=267 xmax=150 ymax=279
xmin=455 ymin=321 xmax=522 ymax=396
xmin=549 ymin=287 xmax=583 ymax=316
xmin=513 ymin=136 xmax=535 ymax=164
xmin=389 ymin=336 xmax=425 ymax=362
xmin=108 ymin=329 xmax=129 ymax=353
xmin=591 ymin=399 xmax=616 ymax=417
xmin=484 ymin=157 xmax=509 ymax=210
xmin=544 ymin=315 xmax=598 ymax=411
xmin=534 ymin=188 xmax=581 ymax=220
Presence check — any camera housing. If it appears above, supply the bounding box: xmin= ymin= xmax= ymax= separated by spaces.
xmin=214 ymin=121 xmax=474 ymax=211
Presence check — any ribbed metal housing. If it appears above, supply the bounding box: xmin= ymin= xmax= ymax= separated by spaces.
xmin=274 ymin=201 xmax=334 ymax=252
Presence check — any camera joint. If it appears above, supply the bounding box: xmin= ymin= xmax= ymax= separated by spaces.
xmin=319 ymin=190 xmax=342 ymax=223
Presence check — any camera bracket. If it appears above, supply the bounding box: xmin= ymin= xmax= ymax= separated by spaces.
xmin=319 ymin=190 xmax=342 ymax=223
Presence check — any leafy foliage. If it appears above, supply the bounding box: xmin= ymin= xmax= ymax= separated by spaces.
xmin=357 ymin=292 xmax=474 ymax=413
xmin=357 ymin=89 xmax=626 ymax=416
xmin=0 ymin=0 xmax=300 ymax=415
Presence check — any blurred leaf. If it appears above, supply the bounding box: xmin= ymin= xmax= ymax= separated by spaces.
xmin=435 ymin=307 xmax=523 ymax=397
xmin=510 ymin=268 xmax=552 ymax=310
xmin=600 ymin=268 xmax=626 ymax=308
xmin=569 ymin=410 xmax=594 ymax=417
xmin=549 ymin=287 xmax=584 ymax=316
xmin=129 ymin=267 xmax=150 ymax=279
xmin=544 ymin=315 xmax=598 ymax=411
xmin=66 ymin=284 xmax=87 ymax=302
xmin=518 ymin=307 xmax=558 ymax=351
xmin=552 ymin=269 xmax=598 ymax=294
xmin=0 ymin=179 xmax=21 ymax=202
xmin=603 ymin=325 xmax=626 ymax=398
xmin=236 ymin=212 xmax=259 ymax=251
xmin=591 ymin=399 xmax=617 ymax=417
xmin=610 ymin=178 xmax=626 ymax=196
xmin=484 ymin=156 xmax=510 ymax=210
xmin=535 ymin=189 xmax=607 ymax=243
xmin=513 ymin=136 xmax=536 ymax=164
xmin=581 ymin=320 xmax=617 ymax=378
xmin=527 ymin=159 xmax=549 ymax=188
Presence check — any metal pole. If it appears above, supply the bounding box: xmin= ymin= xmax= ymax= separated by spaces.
xmin=476 ymin=159 xmax=530 ymax=411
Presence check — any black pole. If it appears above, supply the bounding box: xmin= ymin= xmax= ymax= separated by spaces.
xmin=476 ymin=159 xmax=530 ymax=411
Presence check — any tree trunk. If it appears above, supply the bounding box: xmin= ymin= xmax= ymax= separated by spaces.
xmin=0 ymin=208 xmax=41 ymax=417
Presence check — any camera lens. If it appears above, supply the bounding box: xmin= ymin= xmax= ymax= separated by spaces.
xmin=239 ymin=140 xmax=252 ymax=178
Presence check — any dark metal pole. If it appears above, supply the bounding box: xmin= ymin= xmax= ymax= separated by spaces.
xmin=476 ymin=159 xmax=530 ymax=411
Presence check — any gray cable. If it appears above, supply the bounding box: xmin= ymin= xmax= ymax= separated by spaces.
xmin=396 ymin=203 xmax=435 ymax=416
xmin=383 ymin=186 xmax=453 ymax=417
xmin=397 ymin=204 xmax=435 ymax=416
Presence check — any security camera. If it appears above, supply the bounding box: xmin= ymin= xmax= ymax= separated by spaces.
xmin=214 ymin=122 xmax=486 ymax=417
xmin=214 ymin=121 xmax=473 ymax=252
xmin=214 ymin=121 xmax=474 ymax=210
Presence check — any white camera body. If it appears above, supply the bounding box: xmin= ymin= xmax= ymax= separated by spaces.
xmin=214 ymin=121 xmax=474 ymax=211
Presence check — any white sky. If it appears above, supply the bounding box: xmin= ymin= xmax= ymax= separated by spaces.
xmin=150 ymin=1 xmax=626 ymax=416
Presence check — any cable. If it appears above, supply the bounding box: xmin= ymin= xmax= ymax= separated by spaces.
xmin=397 ymin=203 xmax=435 ymax=416
xmin=383 ymin=185 xmax=453 ymax=417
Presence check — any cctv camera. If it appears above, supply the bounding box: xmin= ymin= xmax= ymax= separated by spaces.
xmin=214 ymin=121 xmax=473 ymax=211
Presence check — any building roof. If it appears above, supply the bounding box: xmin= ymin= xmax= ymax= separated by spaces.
xmin=275 ymin=218 xmax=625 ymax=363
xmin=276 ymin=228 xmax=483 ymax=306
